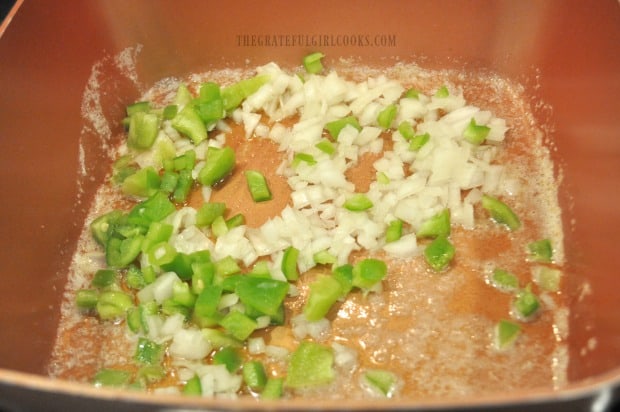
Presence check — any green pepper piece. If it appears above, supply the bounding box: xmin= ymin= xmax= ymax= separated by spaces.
xmin=495 ymin=319 xmax=521 ymax=349
xmin=243 ymin=360 xmax=268 ymax=392
xmin=423 ymin=236 xmax=455 ymax=271
xmin=352 ymin=258 xmax=387 ymax=290
xmin=191 ymin=261 xmax=215 ymax=295
xmin=491 ymin=268 xmax=519 ymax=291
xmin=161 ymin=251 xmax=194 ymax=280
xmin=463 ymin=117 xmax=490 ymax=145
xmin=376 ymin=171 xmax=390 ymax=185
xmin=221 ymin=74 xmax=270 ymax=111
xmin=96 ymin=290 xmax=133 ymax=320
xmin=128 ymin=111 xmax=159 ymax=150
xmin=195 ymin=82 xmax=224 ymax=127
xmin=434 ymin=85 xmax=449 ymax=98
xmin=261 ymin=378 xmax=284 ymax=400
xmin=126 ymin=101 xmax=151 ymax=116
xmin=196 ymin=202 xmax=227 ymax=227
xmin=377 ymin=104 xmax=397 ymax=129
xmin=281 ymin=246 xmax=300 ymax=281
xmin=91 ymin=269 xmax=117 ymax=288
xmin=147 ymin=241 xmax=177 ymax=268
xmin=417 ymin=209 xmax=450 ymax=238
xmin=404 ymin=88 xmax=420 ymax=99
xmin=363 ymin=369 xmax=398 ymax=397
xmin=324 ymin=116 xmax=361 ymax=139
xmin=220 ymin=311 xmax=258 ymax=341
xmin=171 ymin=150 xmax=196 ymax=172
xmin=142 ymin=266 xmax=157 ymax=285
xmin=514 ymin=286 xmax=540 ymax=318
xmin=161 ymin=298 xmax=191 ymax=318
xmin=332 ymin=264 xmax=354 ymax=297
xmin=75 ymin=289 xmax=98 ymax=310
xmin=481 ymin=194 xmax=521 ymax=231
xmin=199 ymin=146 xmax=236 ymax=186
xmin=195 ymin=99 xmax=224 ymax=129
xmin=128 ymin=191 xmax=176 ymax=227
xmin=93 ymin=368 xmax=132 ymax=388
xmin=190 ymin=250 xmax=211 ymax=264
xmin=202 ymin=328 xmax=243 ymax=349
xmin=171 ymin=280 xmax=196 ymax=307
xmin=134 ymin=337 xmax=164 ymax=366
xmin=245 ymin=170 xmax=272 ymax=202
xmin=111 ymin=155 xmax=139 ymax=185
xmin=292 ymin=152 xmax=317 ymax=167
xmin=235 ymin=277 xmax=289 ymax=317
xmin=174 ymin=83 xmax=193 ymax=107
xmin=409 ymin=133 xmax=430 ymax=151
xmin=398 ymin=121 xmax=415 ymax=140
xmin=214 ymin=256 xmax=241 ymax=278
xmin=315 ymin=139 xmax=336 ymax=155
xmin=313 ymin=249 xmax=337 ymax=265
xmin=249 ymin=260 xmax=271 ymax=278
xmin=304 ymin=275 xmax=343 ymax=321
xmin=172 ymin=169 xmax=193 ymax=203
xmin=212 ymin=347 xmax=243 ymax=373
xmin=137 ymin=365 xmax=165 ymax=384
xmin=211 ymin=215 xmax=229 ymax=237
xmin=141 ymin=221 xmax=173 ymax=254
xmin=125 ymin=265 xmax=146 ymax=290
xmin=126 ymin=306 xmax=142 ymax=333
xmin=343 ymin=193 xmax=373 ymax=212
xmin=303 ymin=52 xmax=325 ymax=74
xmin=193 ymin=284 xmax=223 ymax=328
xmin=533 ymin=266 xmax=562 ymax=292
xmin=171 ymin=104 xmax=208 ymax=144
xmin=385 ymin=219 xmax=403 ymax=243
xmin=162 ymin=104 xmax=178 ymax=120
xmin=106 ymin=235 xmax=144 ymax=269
xmin=285 ymin=341 xmax=334 ymax=388
xmin=182 ymin=374 xmax=202 ymax=396
xmin=528 ymin=239 xmax=553 ymax=263
xmin=121 ymin=166 xmax=161 ymax=198
xmin=159 ymin=170 xmax=179 ymax=194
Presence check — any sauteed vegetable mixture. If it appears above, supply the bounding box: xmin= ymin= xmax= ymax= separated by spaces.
xmin=50 ymin=54 xmax=567 ymax=400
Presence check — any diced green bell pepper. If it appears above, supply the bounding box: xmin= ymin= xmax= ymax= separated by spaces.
xmin=235 ymin=276 xmax=289 ymax=317
xmin=352 ymin=258 xmax=387 ymax=290
xmin=324 ymin=116 xmax=361 ymax=139
xmin=304 ymin=275 xmax=343 ymax=321
xmin=417 ymin=209 xmax=450 ymax=238
xmin=243 ymin=360 xmax=268 ymax=392
xmin=220 ymin=311 xmax=258 ymax=341
xmin=303 ymin=52 xmax=325 ymax=74
xmin=128 ymin=111 xmax=160 ymax=150
xmin=198 ymin=146 xmax=236 ymax=186
xmin=481 ymin=194 xmax=521 ymax=231
xmin=171 ymin=104 xmax=208 ymax=144
xmin=121 ymin=166 xmax=161 ymax=198
xmin=344 ymin=193 xmax=373 ymax=212
xmin=281 ymin=246 xmax=300 ymax=281
xmin=377 ymin=104 xmax=397 ymax=129
xmin=212 ymin=347 xmax=243 ymax=373
xmin=423 ymin=236 xmax=455 ymax=271
xmin=285 ymin=341 xmax=334 ymax=388
xmin=463 ymin=117 xmax=490 ymax=145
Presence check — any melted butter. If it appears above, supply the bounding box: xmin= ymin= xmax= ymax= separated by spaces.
xmin=49 ymin=61 xmax=568 ymax=400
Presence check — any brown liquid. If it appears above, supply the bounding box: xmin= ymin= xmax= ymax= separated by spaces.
xmin=48 ymin=62 xmax=568 ymax=400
